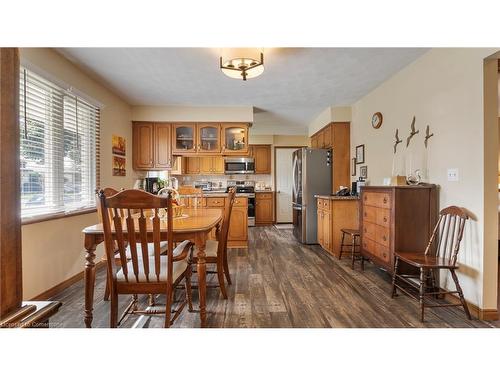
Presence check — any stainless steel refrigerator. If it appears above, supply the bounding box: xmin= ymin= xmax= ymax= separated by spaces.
xmin=292 ymin=148 xmax=332 ymax=244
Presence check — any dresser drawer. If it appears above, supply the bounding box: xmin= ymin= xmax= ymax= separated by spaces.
xmin=376 ymin=208 xmax=391 ymax=228
xmin=362 ymin=221 xmax=376 ymax=241
xmin=362 ymin=237 xmax=376 ymax=256
xmin=375 ymin=242 xmax=391 ymax=264
xmin=363 ymin=206 xmax=377 ymax=223
xmin=233 ymin=197 xmax=247 ymax=207
xmin=363 ymin=192 xmax=391 ymax=209
xmin=206 ymin=197 xmax=225 ymax=207
xmin=321 ymin=199 xmax=330 ymax=210
xmin=375 ymin=224 xmax=390 ymax=247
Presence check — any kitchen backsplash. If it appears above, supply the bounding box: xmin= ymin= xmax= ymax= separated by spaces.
xmin=141 ymin=171 xmax=273 ymax=190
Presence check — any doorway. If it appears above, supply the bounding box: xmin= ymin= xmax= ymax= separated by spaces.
xmin=275 ymin=147 xmax=300 ymax=223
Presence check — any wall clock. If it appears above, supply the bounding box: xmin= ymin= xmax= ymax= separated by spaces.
xmin=371 ymin=112 xmax=383 ymax=129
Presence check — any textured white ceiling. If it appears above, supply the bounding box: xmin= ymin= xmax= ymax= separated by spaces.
xmin=57 ymin=48 xmax=427 ymax=135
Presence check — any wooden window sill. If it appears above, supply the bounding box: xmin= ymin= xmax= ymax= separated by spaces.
xmin=22 ymin=207 xmax=97 ymax=226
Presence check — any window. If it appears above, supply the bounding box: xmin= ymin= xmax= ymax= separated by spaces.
xmin=20 ymin=68 xmax=100 ymax=220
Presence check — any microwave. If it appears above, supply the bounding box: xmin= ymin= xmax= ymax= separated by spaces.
xmin=224 ymin=157 xmax=255 ymax=174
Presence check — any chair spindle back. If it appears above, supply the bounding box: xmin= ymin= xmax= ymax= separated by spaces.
xmin=424 ymin=206 xmax=468 ymax=266
xmin=99 ymin=189 xmax=174 ymax=284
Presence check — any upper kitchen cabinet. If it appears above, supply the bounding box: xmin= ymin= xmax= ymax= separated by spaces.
xmin=154 ymin=123 xmax=172 ymax=169
xmin=251 ymin=144 xmax=271 ymax=174
xmin=172 ymin=123 xmax=197 ymax=154
xmin=133 ymin=122 xmax=155 ymax=170
xmin=221 ymin=123 xmax=249 ymax=154
xmin=133 ymin=122 xmax=174 ymax=171
xmin=197 ymin=123 xmax=221 ymax=153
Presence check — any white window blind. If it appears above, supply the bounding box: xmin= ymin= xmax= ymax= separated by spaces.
xmin=20 ymin=68 xmax=100 ymax=220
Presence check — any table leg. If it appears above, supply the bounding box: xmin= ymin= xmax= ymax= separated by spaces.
xmin=84 ymin=234 xmax=97 ymax=328
xmin=194 ymin=232 xmax=207 ymax=328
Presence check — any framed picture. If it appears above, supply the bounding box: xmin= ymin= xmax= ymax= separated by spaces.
xmin=360 ymin=165 xmax=368 ymax=179
xmin=356 ymin=144 xmax=365 ymax=164
xmin=112 ymin=156 xmax=126 ymax=176
xmin=351 ymin=158 xmax=356 ymax=176
xmin=112 ymin=135 xmax=126 ymax=156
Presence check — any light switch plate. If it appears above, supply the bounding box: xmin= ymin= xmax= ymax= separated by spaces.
xmin=447 ymin=168 xmax=459 ymax=181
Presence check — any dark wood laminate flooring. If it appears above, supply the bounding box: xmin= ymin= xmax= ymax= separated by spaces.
xmin=49 ymin=227 xmax=496 ymax=328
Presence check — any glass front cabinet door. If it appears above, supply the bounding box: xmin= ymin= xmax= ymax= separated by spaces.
xmin=222 ymin=123 xmax=249 ymax=154
xmin=197 ymin=124 xmax=221 ymax=153
xmin=172 ymin=123 xmax=196 ymax=154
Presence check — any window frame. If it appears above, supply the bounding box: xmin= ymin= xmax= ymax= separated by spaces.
xmin=19 ymin=67 xmax=101 ymax=225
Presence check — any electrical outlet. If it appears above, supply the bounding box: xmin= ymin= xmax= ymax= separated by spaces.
xmin=447 ymin=168 xmax=459 ymax=181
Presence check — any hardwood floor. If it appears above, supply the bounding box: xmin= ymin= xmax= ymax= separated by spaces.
xmin=49 ymin=227 xmax=496 ymax=328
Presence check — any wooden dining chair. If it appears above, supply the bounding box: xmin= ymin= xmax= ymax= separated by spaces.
xmin=391 ymin=206 xmax=471 ymax=322
xmin=97 ymin=187 xmax=170 ymax=301
xmin=99 ymin=189 xmax=194 ymax=328
xmin=188 ymin=187 xmax=236 ymax=304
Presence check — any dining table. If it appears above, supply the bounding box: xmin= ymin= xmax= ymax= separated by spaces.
xmin=82 ymin=207 xmax=223 ymax=328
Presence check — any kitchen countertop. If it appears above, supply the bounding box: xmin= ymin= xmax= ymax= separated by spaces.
xmin=179 ymin=192 xmax=250 ymax=198
xmin=314 ymin=194 xmax=360 ymax=200
xmin=255 ymin=190 xmax=274 ymax=193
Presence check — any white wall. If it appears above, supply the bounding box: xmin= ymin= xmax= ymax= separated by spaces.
xmin=308 ymin=106 xmax=351 ymax=136
xmin=348 ymin=48 xmax=498 ymax=310
xmin=20 ymin=48 xmax=135 ymax=299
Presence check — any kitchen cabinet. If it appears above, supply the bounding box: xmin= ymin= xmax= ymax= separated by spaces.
xmin=185 ymin=157 xmax=200 ymax=174
xmin=197 ymin=123 xmax=221 ymax=153
xmin=255 ymin=192 xmax=274 ymax=225
xmin=172 ymin=123 xmax=197 ymax=154
xmin=133 ymin=122 xmax=154 ymax=170
xmin=360 ymin=185 xmax=437 ymax=274
xmin=133 ymin=121 xmax=174 ymax=171
xmin=228 ymin=203 xmax=248 ymax=246
xmin=186 ymin=156 xmax=224 ymax=175
xmin=154 ymin=123 xmax=172 ymax=169
xmin=221 ymin=123 xmax=249 ymax=154
xmin=251 ymin=144 xmax=271 ymax=174
xmin=309 ymin=122 xmax=350 ymax=193
xmin=311 ymin=134 xmax=319 ymax=148
xmin=316 ymin=197 xmax=359 ymax=257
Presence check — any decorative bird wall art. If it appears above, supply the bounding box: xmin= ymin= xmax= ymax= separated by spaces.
xmin=406 ymin=116 xmax=419 ymax=147
xmin=424 ymin=125 xmax=434 ymax=148
xmin=393 ymin=129 xmax=402 ymax=154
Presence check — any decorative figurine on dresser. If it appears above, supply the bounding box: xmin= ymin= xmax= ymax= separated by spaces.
xmin=359 ymin=184 xmax=438 ymax=275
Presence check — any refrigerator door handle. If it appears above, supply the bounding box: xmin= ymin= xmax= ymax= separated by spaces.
xmin=292 ymin=155 xmax=298 ymax=200
xmin=292 ymin=205 xmax=302 ymax=211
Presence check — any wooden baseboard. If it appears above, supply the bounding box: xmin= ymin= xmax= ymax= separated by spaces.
xmin=30 ymin=260 xmax=106 ymax=301
xmin=444 ymin=291 xmax=498 ymax=321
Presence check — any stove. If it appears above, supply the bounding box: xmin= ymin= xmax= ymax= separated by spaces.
xmin=227 ymin=181 xmax=255 ymax=226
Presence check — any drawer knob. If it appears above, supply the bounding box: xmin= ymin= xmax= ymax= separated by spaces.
xmin=383 ymin=217 xmax=387 ymax=222
xmin=383 ymin=198 xmax=387 ymax=203
xmin=383 ymin=236 xmax=387 ymax=242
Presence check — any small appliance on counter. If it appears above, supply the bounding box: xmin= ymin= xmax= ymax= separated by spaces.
xmin=227 ymin=180 xmax=255 ymax=227
xmin=356 ymin=178 xmax=366 ymax=195
xmin=144 ymin=177 xmax=159 ymax=194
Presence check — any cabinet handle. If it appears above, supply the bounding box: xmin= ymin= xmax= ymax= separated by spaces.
xmin=382 ymin=235 xmax=387 ymax=242
xmin=383 ymin=217 xmax=387 ymax=222
xmin=383 ymin=197 xmax=387 ymax=204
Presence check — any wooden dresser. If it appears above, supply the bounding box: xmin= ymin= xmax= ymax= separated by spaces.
xmin=360 ymin=185 xmax=438 ymax=273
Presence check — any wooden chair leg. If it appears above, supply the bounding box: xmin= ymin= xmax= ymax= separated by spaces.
xmin=419 ymin=267 xmax=425 ymax=322
xmin=391 ymin=256 xmax=399 ymax=298
xmin=351 ymin=234 xmax=356 ymax=270
xmin=216 ymin=256 xmax=228 ymax=299
xmin=164 ymin=286 xmax=173 ymax=328
xmin=185 ymin=265 xmax=193 ymax=312
xmin=104 ymin=268 xmax=111 ymax=301
xmin=450 ymin=269 xmax=472 ymax=320
xmin=223 ymin=247 xmax=232 ymax=285
xmin=110 ymin=288 xmax=118 ymax=328
xmin=339 ymin=232 xmax=345 ymax=260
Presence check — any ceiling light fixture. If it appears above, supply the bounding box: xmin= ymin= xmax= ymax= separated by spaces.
xmin=220 ymin=48 xmax=264 ymax=81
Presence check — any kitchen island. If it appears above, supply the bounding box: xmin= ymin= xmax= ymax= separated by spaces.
xmin=179 ymin=192 xmax=248 ymax=248
xmin=314 ymin=195 xmax=360 ymax=257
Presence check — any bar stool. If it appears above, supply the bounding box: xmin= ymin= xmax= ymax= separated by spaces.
xmin=339 ymin=229 xmax=362 ymax=270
